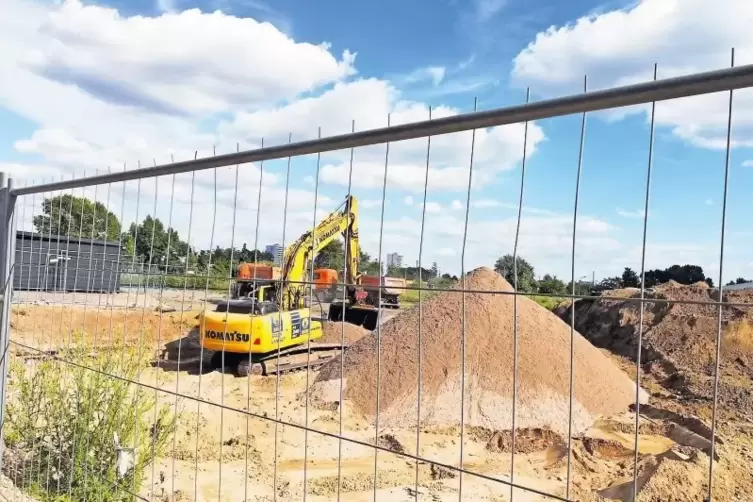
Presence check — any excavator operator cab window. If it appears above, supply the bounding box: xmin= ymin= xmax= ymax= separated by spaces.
xmin=313 ymin=272 xmax=321 ymax=280
xmin=215 ymin=299 xmax=280 ymax=316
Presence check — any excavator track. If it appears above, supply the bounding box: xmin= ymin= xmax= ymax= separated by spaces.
xmin=211 ymin=342 xmax=348 ymax=377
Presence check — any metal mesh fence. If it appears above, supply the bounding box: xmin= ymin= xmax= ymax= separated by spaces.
xmin=0 ymin=59 xmax=752 ymax=502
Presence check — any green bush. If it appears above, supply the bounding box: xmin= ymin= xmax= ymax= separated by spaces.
xmin=5 ymin=339 xmax=176 ymax=501
xmin=400 ymin=278 xmax=455 ymax=306
xmin=531 ymin=295 xmax=566 ymax=311
xmin=120 ymin=273 xmax=231 ymax=292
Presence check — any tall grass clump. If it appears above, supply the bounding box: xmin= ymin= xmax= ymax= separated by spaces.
xmin=5 ymin=339 xmax=175 ymax=501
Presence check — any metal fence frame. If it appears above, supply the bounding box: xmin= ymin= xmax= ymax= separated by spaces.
xmin=1 ymin=59 xmax=752 ymax=501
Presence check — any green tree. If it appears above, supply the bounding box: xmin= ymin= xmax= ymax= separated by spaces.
xmin=357 ymin=250 xmax=381 ymax=275
xmin=314 ymin=239 xmax=345 ymax=272
xmin=494 ymin=254 xmax=536 ymax=292
xmin=235 ymin=243 xmax=274 ymax=264
xmin=33 ymin=194 xmax=121 ymax=241
xmin=598 ymin=276 xmax=623 ymax=290
xmin=128 ymin=215 xmax=188 ymax=272
xmin=725 ymin=277 xmax=750 ymax=286
xmin=621 ymin=267 xmax=640 ymax=287
xmin=537 ymin=274 xmax=567 ymax=295
xmin=643 ymin=264 xmax=712 ymax=288
xmin=567 ymin=280 xmax=592 ymax=296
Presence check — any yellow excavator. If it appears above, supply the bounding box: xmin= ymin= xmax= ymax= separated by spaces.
xmin=197 ymin=195 xmax=382 ymax=376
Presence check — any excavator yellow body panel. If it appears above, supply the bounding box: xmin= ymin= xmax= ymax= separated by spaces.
xmin=198 ymin=308 xmax=323 ymax=355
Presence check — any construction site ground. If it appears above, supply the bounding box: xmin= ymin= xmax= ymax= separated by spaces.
xmin=5 ymin=283 xmax=753 ymax=501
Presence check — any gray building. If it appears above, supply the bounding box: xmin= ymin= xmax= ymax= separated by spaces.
xmin=265 ymin=243 xmax=284 ymax=266
xmin=14 ymin=231 xmax=124 ymax=293
xmin=723 ymin=281 xmax=753 ymax=291
xmin=386 ymin=252 xmax=403 ymax=268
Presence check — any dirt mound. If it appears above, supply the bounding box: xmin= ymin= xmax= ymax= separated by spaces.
xmin=559 ymin=284 xmax=753 ymax=419
xmin=318 ymin=321 xmax=368 ymax=345
xmin=310 ymin=267 xmax=644 ymax=435
xmin=484 ymin=427 xmax=564 ymax=454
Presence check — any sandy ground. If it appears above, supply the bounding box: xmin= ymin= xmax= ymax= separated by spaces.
xmin=13 ymin=288 xmax=231 ymax=311
xmin=4 ymin=298 xmax=753 ymax=501
xmin=10 ymin=289 xmax=398 ymax=327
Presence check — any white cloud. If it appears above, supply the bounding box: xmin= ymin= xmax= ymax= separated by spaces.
xmin=7 ymin=0 xmax=687 ymax=284
xmin=358 ymin=211 xmax=620 ymax=279
xmin=404 ymin=66 xmax=447 ymax=86
xmin=156 ymin=0 xmax=177 ymax=13
xmin=472 ymin=199 xmax=500 ymax=208
xmin=222 ymin=78 xmax=546 ymax=193
xmin=511 ymin=0 xmax=753 ymax=149
xmin=743 ymin=160 xmax=753 ymax=167
xmin=0 ymin=0 xmax=351 ymax=257
xmin=705 ymin=198 xmax=713 ymax=206
xmin=419 ymin=202 xmax=443 ymax=214
xmin=403 ymin=195 xmax=414 ymax=206
xmin=22 ymin=0 xmax=355 ymax=116
xmin=0 ymin=163 xmax=67 ymax=186
xmin=616 ymin=208 xmax=647 ymax=218
xmin=475 ymin=0 xmax=506 ymax=22
xmin=0 ymin=0 xmax=540 ymax=257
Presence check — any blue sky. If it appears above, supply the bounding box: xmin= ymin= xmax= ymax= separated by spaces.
xmin=2 ymin=0 xmax=753 ymax=283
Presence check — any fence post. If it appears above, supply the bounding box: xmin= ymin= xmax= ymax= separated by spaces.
xmin=0 ymin=174 xmax=18 ymax=471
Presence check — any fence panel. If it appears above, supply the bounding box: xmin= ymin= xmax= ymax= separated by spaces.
xmin=0 ymin=59 xmax=752 ymax=502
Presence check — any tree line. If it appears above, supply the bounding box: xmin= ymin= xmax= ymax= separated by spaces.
xmin=33 ymin=195 xmax=411 ymax=280
xmin=493 ymin=253 xmax=717 ymax=295
xmin=33 ymin=195 xmax=730 ymax=293
xmin=33 ymin=195 xmax=275 ymax=277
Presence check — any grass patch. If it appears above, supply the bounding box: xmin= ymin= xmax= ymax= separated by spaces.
xmin=530 ymin=295 xmax=566 ymax=311
xmin=5 ymin=337 xmax=177 ymax=501
xmin=120 ymin=273 xmax=231 ymax=291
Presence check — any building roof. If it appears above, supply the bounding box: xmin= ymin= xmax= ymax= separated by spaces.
xmin=16 ymin=230 xmax=123 ymax=248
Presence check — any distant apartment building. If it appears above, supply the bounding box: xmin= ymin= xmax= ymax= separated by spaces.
xmin=386 ymin=252 xmax=403 ymax=268
xmin=265 ymin=243 xmax=284 ymax=265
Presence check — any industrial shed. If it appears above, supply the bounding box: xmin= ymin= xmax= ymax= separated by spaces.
xmin=14 ymin=231 xmax=124 ymax=293
xmin=722 ymin=281 xmax=753 ymax=292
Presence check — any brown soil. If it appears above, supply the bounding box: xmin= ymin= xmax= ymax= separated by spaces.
xmin=559 ymin=283 xmax=753 ymax=419
xmin=312 ymin=267 xmax=644 ymax=435
xmin=318 ymin=321 xmax=369 ymax=345
xmin=484 ymin=427 xmax=564 ymax=454
xmin=9 ymin=295 xmax=753 ymax=501
xmin=581 ymin=437 xmax=633 ymax=459
xmin=10 ymin=304 xmax=196 ymax=354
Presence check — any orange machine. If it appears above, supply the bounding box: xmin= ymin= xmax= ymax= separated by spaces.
xmin=232 ymin=263 xmax=281 ymax=300
xmin=237 ymin=263 xmax=280 ymax=281
xmin=313 ymin=268 xmax=339 ymax=302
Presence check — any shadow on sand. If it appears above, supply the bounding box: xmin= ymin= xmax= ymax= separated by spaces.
xmin=151 ymin=327 xmax=215 ymax=375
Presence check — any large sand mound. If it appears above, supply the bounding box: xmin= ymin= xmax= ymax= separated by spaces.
xmin=319 ymin=321 xmax=369 ymax=345
xmin=310 ymin=267 xmax=645 ymax=435
xmin=560 ymin=283 xmax=753 ymax=418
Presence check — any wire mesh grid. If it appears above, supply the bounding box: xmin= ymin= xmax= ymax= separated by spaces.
xmin=0 ymin=58 xmax=751 ymax=502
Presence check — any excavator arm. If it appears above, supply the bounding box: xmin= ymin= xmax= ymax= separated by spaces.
xmin=277 ymin=196 xmax=360 ymax=310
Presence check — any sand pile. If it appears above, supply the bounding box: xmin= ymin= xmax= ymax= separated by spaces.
xmin=310 ymin=267 xmax=644 ymax=435
xmin=318 ymin=321 xmax=368 ymax=345
xmin=560 ymin=284 xmax=753 ymax=418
